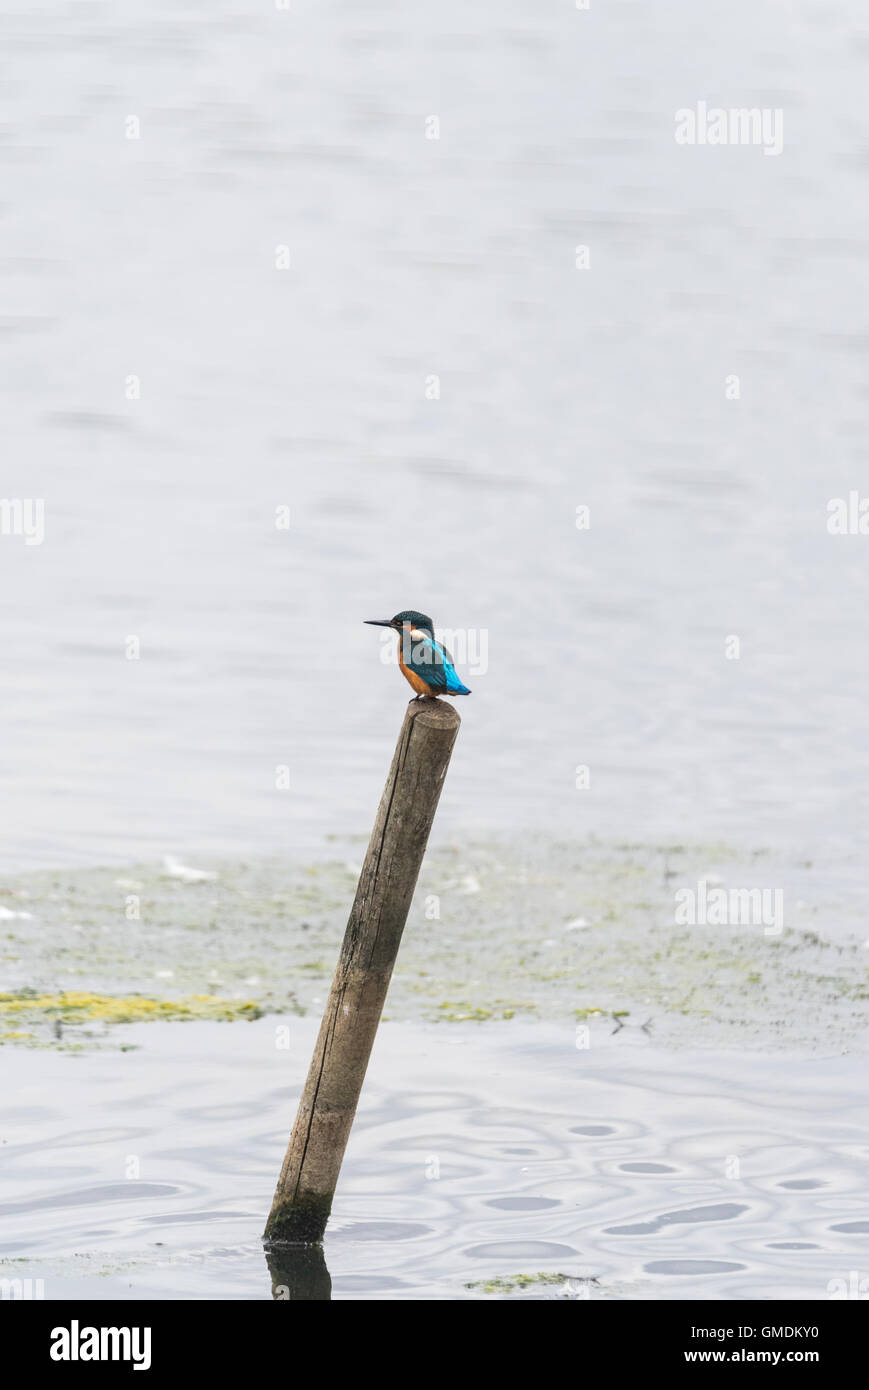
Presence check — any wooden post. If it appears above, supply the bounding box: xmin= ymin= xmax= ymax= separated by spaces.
xmin=264 ymin=697 xmax=461 ymax=1245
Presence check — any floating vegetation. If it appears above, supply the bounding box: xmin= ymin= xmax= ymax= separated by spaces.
xmin=0 ymin=989 xmax=261 ymax=1036
xmin=465 ymin=1272 xmax=582 ymax=1295
xmin=0 ymin=838 xmax=864 ymax=1050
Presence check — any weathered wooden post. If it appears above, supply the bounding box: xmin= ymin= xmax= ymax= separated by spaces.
xmin=264 ymin=698 xmax=461 ymax=1245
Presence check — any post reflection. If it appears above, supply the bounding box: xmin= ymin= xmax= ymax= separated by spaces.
xmin=264 ymin=1242 xmax=332 ymax=1301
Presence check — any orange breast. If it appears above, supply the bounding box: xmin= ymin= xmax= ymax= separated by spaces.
xmin=398 ymin=645 xmax=434 ymax=696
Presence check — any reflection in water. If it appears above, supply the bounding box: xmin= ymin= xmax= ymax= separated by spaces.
xmin=265 ymin=1243 xmax=331 ymax=1302
xmin=3 ymin=1019 xmax=868 ymax=1299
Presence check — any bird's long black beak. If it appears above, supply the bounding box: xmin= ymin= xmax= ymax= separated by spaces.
xmin=364 ymin=618 xmax=394 ymax=627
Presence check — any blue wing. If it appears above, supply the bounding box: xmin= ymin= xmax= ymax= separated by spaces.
xmin=408 ymin=633 xmax=471 ymax=695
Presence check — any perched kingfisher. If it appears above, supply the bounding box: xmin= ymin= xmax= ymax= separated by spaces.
xmin=365 ymin=611 xmax=472 ymax=700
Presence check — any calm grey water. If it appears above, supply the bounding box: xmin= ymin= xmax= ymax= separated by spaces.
xmin=1 ymin=0 xmax=868 ymax=877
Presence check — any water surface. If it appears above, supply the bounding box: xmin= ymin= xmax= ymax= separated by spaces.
xmin=3 ymin=1019 xmax=867 ymax=1300
xmin=1 ymin=0 xmax=868 ymax=872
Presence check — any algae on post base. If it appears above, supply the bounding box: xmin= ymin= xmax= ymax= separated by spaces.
xmin=263 ymin=1193 xmax=334 ymax=1248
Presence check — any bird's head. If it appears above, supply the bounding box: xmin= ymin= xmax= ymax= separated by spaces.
xmin=365 ymin=610 xmax=434 ymax=636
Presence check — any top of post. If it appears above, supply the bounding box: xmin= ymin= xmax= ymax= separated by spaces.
xmin=405 ymin=699 xmax=462 ymax=731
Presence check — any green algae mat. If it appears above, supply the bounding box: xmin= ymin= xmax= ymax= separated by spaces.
xmin=1 ymin=839 xmax=866 ymax=1050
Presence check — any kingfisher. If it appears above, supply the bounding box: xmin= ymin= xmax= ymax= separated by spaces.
xmin=364 ymin=610 xmax=472 ymax=700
